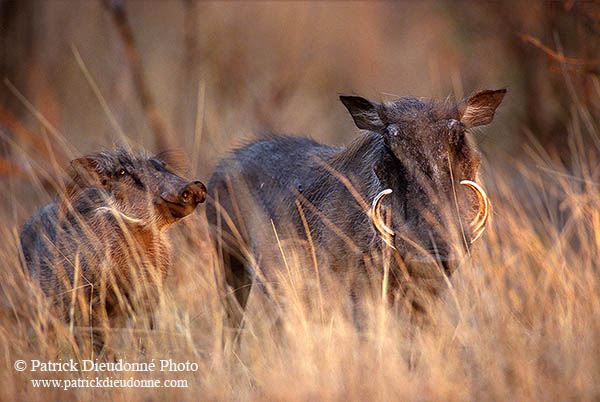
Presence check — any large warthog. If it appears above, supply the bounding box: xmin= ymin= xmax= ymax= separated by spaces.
xmin=207 ymin=89 xmax=505 ymax=324
xmin=20 ymin=149 xmax=206 ymax=349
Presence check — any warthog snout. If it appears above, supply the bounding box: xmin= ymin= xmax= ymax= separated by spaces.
xmin=159 ymin=180 xmax=206 ymax=220
xmin=371 ymin=182 xmax=491 ymax=276
xmin=371 ymin=180 xmax=491 ymax=249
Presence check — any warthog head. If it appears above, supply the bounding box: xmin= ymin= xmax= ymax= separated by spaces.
xmin=340 ymin=89 xmax=505 ymax=275
xmin=68 ymin=149 xmax=206 ymax=229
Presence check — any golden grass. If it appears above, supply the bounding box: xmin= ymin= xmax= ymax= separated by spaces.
xmin=2 ymin=1 xmax=599 ymax=399
xmin=1 ymin=101 xmax=600 ymax=402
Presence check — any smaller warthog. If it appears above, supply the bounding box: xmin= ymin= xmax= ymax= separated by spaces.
xmin=20 ymin=148 xmax=206 ymax=350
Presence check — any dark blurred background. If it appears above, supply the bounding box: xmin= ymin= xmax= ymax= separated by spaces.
xmin=1 ymin=1 xmax=599 ymax=207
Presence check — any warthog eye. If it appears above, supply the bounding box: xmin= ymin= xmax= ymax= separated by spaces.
xmin=118 ymin=168 xmax=126 ymax=176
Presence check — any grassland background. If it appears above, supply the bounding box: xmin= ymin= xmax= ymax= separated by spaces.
xmin=1 ymin=1 xmax=600 ymax=401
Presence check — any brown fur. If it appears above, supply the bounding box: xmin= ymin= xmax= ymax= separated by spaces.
xmin=20 ymin=148 xmax=206 ymax=353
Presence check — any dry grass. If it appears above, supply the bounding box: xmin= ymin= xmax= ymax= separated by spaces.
xmin=2 ymin=2 xmax=600 ymax=400
xmin=1 ymin=98 xmax=600 ymax=401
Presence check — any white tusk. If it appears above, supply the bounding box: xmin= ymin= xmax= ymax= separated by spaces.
xmin=371 ymin=189 xmax=395 ymax=248
xmin=94 ymin=203 xmax=145 ymax=226
xmin=460 ymin=180 xmax=490 ymax=243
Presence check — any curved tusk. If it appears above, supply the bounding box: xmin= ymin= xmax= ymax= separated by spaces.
xmin=95 ymin=206 xmax=145 ymax=225
xmin=371 ymin=189 xmax=395 ymax=247
xmin=460 ymin=180 xmax=490 ymax=243
xmin=94 ymin=198 xmax=146 ymax=226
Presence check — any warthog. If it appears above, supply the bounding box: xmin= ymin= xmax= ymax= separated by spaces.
xmin=20 ymin=148 xmax=206 ymax=349
xmin=207 ymin=89 xmax=505 ymax=324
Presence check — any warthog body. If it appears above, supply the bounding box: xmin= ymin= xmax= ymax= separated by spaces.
xmin=207 ymin=89 xmax=505 ymax=323
xmin=20 ymin=149 xmax=206 ymax=346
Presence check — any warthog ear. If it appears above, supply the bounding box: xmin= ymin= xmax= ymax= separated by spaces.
xmin=340 ymin=95 xmax=385 ymax=132
xmin=69 ymin=157 xmax=109 ymax=189
xmin=457 ymin=89 xmax=506 ymax=127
